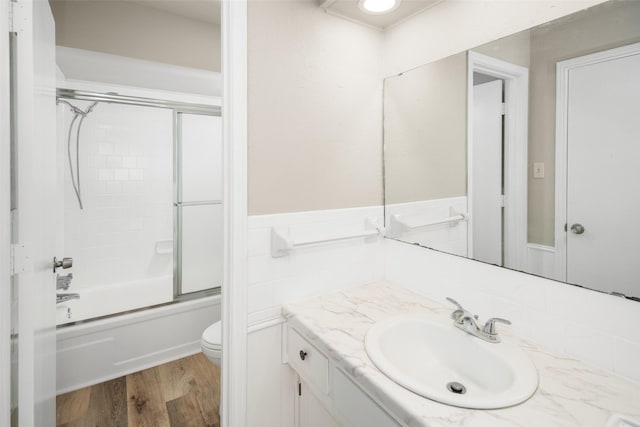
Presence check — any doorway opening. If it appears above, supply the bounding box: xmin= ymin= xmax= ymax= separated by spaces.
xmin=467 ymin=51 xmax=529 ymax=270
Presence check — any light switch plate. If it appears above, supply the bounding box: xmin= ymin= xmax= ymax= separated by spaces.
xmin=533 ymin=162 xmax=545 ymax=179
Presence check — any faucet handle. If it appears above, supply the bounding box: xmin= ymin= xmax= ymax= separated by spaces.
xmin=446 ymin=297 xmax=464 ymax=311
xmin=446 ymin=297 xmax=474 ymax=322
xmin=482 ymin=318 xmax=512 ymax=335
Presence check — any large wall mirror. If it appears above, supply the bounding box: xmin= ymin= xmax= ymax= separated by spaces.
xmin=383 ymin=0 xmax=640 ymax=300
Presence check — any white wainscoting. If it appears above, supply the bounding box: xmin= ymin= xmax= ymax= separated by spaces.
xmin=385 ymin=239 xmax=640 ymax=382
xmin=525 ymin=243 xmax=559 ymax=280
xmin=247 ymin=323 xmax=296 ymax=427
xmin=384 ymin=197 xmax=468 ymax=257
xmin=56 ymin=295 xmax=220 ymax=394
xmin=246 ymin=206 xmax=386 ymax=427
xmin=247 ymin=206 xmax=386 ymax=327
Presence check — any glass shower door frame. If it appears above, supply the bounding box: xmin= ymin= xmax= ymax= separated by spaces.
xmin=173 ymin=109 xmax=223 ymax=300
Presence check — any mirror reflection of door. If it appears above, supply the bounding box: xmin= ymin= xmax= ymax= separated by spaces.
xmin=559 ymin=43 xmax=640 ymax=296
xmin=472 ymin=77 xmax=504 ymax=266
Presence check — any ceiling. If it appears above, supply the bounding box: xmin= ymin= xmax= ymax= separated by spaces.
xmin=320 ymin=0 xmax=443 ymax=30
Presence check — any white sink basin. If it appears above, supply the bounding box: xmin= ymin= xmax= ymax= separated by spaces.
xmin=365 ymin=314 xmax=538 ymax=409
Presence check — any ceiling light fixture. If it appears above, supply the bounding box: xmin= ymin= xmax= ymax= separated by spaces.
xmin=358 ymin=0 xmax=400 ymax=14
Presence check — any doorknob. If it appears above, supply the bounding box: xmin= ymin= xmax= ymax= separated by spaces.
xmin=53 ymin=257 xmax=73 ymax=272
xmin=570 ymin=224 xmax=585 ymax=235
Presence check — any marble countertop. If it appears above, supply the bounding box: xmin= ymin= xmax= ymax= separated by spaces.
xmin=283 ymin=282 xmax=640 ymax=427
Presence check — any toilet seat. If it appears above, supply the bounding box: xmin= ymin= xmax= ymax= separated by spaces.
xmin=201 ymin=320 xmax=221 ymax=349
xmin=201 ymin=320 xmax=222 ymax=366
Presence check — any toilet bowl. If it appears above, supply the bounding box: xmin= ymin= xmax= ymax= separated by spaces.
xmin=201 ymin=320 xmax=222 ymax=367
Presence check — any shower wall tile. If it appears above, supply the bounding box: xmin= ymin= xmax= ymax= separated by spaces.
xmin=61 ymin=102 xmax=174 ymax=291
xmin=106 ymin=156 xmax=122 ymax=168
xmin=113 ymin=169 xmax=129 ymax=181
xmin=122 ymin=156 xmax=137 ymax=168
xmin=97 ymin=142 xmax=114 ymax=155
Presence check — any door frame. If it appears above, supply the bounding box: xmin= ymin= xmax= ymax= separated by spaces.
xmin=1 ymin=0 xmax=12 ymax=424
xmin=554 ymin=41 xmax=640 ymax=281
xmin=467 ymin=52 xmax=529 ymax=270
xmin=221 ymin=1 xmax=249 ymax=426
xmin=0 ymin=0 xmax=250 ymax=424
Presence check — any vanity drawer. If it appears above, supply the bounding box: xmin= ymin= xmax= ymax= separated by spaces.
xmin=287 ymin=326 xmax=329 ymax=394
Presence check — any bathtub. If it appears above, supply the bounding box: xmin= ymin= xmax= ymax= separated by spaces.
xmin=56 ymin=276 xmax=175 ymax=325
xmin=56 ymin=292 xmax=220 ymax=394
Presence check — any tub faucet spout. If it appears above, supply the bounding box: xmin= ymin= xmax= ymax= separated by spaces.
xmin=57 ymin=293 xmax=80 ymax=304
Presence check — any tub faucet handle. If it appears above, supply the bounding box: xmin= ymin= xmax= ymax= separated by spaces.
xmin=53 ymin=256 xmax=73 ymax=272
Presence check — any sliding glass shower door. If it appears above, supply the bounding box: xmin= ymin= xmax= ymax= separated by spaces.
xmin=174 ymin=112 xmax=223 ymax=296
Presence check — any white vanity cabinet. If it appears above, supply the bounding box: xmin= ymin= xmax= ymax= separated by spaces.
xmin=286 ymin=324 xmax=402 ymax=427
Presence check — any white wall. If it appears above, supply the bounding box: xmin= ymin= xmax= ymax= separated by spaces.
xmin=385 ymin=239 xmax=640 ymax=382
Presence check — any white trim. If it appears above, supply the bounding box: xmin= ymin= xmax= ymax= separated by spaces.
xmin=1 ymin=0 xmax=12 ymax=423
xmin=58 ymin=79 xmax=221 ymax=108
xmin=248 ymin=312 xmax=285 ymax=334
xmin=56 ymin=46 xmax=222 ymax=98
xmin=248 ymin=306 xmax=285 ymax=332
xmin=467 ymin=51 xmax=529 ymax=270
xmin=554 ymin=41 xmax=640 ymax=283
xmin=526 ymin=243 xmax=555 ymax=253
xmin=221 ymin=1 xmax=248 ymax=427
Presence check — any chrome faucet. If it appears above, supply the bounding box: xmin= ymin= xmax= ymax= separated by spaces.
xmin=56 ymin=293 xmax=80 ymax=304
xmin=446 ymin=297 xmax=511 ymax=343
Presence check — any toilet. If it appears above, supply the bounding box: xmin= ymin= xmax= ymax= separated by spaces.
xmin=201 ymin=320 xmax=222 ymax=367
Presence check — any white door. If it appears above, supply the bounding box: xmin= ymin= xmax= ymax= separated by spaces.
xmin=472 ymin=79 xmax=503 ymax=265
xmin=11 ymin=0 xmax=58 ymax=425
xmin=565 ymin=47 xmax=640 ymax=295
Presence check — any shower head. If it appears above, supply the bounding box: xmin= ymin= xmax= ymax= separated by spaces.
xmin=57 ymin=98 xmax=99 ymax=116
xmin=84 ymin=101 xmax=99 ymax=115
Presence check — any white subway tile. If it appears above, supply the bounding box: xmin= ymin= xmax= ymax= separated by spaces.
xmin=106 ymin=156 xmax=122 ymax=168
xmin=122 ymin=156 xmax=138 ymax=169
xmin=248 ymin=281 xmax=278 ymax=313
xmin=97 ymin=168 xmax=114 ymax=181
xmin=97 ymin=142 xmax=114 ymax=155
xmin=114 ymin=169 xmax=129 ymax=181
xmin=129 ymin=169 xmax=144 ymax=181
xmin=612 ymin=337 xmax=640 ymax=382
xmin=248 ymin=227 xmax=271 ymax=257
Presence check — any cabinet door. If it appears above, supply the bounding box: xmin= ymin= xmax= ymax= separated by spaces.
xmin=298 ymin=381 xmax=340 ymax=427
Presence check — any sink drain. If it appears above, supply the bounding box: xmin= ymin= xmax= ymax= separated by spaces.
xmin=447 ymin=382 xmax=467 ymax=394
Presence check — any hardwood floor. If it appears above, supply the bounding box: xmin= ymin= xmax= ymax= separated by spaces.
xmin=56 ymin=352 xmax=220 ymax=427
